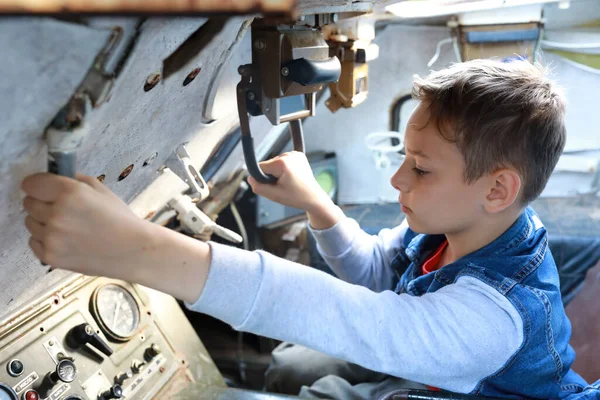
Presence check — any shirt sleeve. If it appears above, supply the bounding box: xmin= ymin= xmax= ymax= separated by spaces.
xmin=186 ymin=242 xmax=524 ymax=394
xmin=308 ymin=217 xmax=409 ymax=292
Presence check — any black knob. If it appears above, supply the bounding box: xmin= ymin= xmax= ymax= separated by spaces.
xmin=70 ymin=323 xmax=113 ymax=357
xmin=144 ymin=344 xmax=161 ymax=361
xmin=114 ymin=371 xmax=132 ymax=385
xmin=47 ymin=359 xmax=77 ymax=384
xmin=7 ymin=359 xmax=24 ymax=377
xmin=131 ymin=360 xmax=145 ymax=374
xmin=100 ymin=384 xmax=123 ymax=400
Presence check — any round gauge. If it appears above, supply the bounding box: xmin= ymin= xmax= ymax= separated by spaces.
xmin=0 ymin=383 xmax=17 ymax=400
xmin=91 ymin=284 xmax=140 ymax=341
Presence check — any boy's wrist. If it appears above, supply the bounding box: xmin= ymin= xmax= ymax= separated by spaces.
xmin=306 ymin=195 xmax=343 ymax=230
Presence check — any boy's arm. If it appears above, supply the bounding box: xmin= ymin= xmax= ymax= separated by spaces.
xmin=187 ymin=241 xmax=524 ymax=394
xmin=250 ymin=152 xmax=406 ymax=291
xmin=21 ymin=172 xmax=523 ymax=393
xmin=308 ymin=217 xmax=409 ymax=292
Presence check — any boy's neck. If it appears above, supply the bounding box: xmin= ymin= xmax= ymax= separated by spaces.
xmin=443 ymin=206 xmax=524 ymax=264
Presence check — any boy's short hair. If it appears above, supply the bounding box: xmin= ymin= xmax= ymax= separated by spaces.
xmin=412 ymin=59 xmax=566 ymax=204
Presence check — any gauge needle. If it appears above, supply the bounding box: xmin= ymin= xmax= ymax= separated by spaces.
xmin=113 ymin=301 xmax=121 ymax=328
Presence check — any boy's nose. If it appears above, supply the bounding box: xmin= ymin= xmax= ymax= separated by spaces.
xmin=390 ymin=163 xmax=410 ymax=193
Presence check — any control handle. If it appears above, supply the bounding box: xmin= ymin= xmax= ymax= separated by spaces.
xmin=282 ymin=57 xmax=341 ymax=86
xmin=99 ymin=384 xmax=123 ymax=400
xmin=47 ymin=359 xmax=77 ymax=385
xmin=70 ymin=323 xmax=114 ymax=357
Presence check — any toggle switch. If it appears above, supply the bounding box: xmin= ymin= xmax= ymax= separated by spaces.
xmin=69 ymin=323 xmax=113 ymax=357
xmin=114 ymin=371 xmax=132 ymax=386
xmin=131 ymin=360 xmax=145 ymax=374
xmin=143 ymin=344 xmax=161 ymax=361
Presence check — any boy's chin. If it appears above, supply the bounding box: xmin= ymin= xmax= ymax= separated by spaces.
xmin=405 ymin=216 xmax=444 ymax=235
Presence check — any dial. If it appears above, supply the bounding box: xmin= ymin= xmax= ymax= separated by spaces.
xmin=92 ymin=284 xmax=140 ymax=341
xmin=0 ymin=384 xmax=17 ymax=400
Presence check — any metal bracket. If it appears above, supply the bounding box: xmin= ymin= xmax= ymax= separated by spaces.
xmin=164 ymin=143 xmax=210 ymax=201
xmin=167 ymin=194 xmax=242 ymax=244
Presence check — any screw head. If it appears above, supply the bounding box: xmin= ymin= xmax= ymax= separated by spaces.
xmin=281 ymin=67 xmax=289 ymax=77
xmin=247 ymin=91 xmax=255 ymax=101
xmin=254 ymin=40 xmax=266 ymax=50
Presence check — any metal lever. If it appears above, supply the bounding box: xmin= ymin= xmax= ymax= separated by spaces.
xmin=283 ymin=57 xmax=341 ymax=86
xmin=168 ymin=193 xmax=243 ymax=244
xmin=236 ymin=75 xmax=306 ymax=184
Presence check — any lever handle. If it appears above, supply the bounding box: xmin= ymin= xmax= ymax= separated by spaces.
xmin=70 ymin=323 xmax=114 ymax=357
xmin=237 ymin=74 xmax=306 ymax=185
xmin=282 ymin=57 xmax=341 ymax=86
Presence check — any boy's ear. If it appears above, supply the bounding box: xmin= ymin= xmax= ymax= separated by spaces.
xmin=484 ymin=169 xmax=521 ymax=213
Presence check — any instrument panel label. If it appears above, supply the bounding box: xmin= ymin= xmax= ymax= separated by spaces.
xmin=14 ymin=371 xmax=39 ymax=394
xmin=48 ymin=383 xmax=70 ymax=400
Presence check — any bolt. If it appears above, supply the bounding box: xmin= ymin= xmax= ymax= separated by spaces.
xmin=48 ymin=340 xmax=54 ymax=346
xmin=191 ymin=217 xmax=198 ymax=222
xmin=144 ymin=73 xmax=161 ymax=92
xmin=183 ymin=67 xmax=201 ymax=87
xmin=281 ymin=67 xmax=289 ymax=77
xmin=254 ymin=39 xmax=266 ymax=50
xmin=81 ymin=384 xmax=87 ymax=390
xmin=331 ymin=13 xmax=339 ymax=23
xmin=247 ymin=91 xmax=255 ymax=101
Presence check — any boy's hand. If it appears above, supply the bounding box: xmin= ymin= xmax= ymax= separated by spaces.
xmin=21 ymin=173 xmax=214 ymax=304
xmin=247 ymin=151 xmax=343 ymax=230
xmin=21 ymin=173 xmax=155 ymax=276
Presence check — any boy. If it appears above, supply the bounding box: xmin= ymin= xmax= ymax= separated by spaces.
xmin=20 ymin=59 xmax=600 ymax=399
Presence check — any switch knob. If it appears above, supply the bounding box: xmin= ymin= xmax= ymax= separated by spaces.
xmin=46 ymin=359 xmax=77 ymax=385
xmin=144 ymin=344 xmax=161 ymax=361
xmin=23 ymin=390 xmax=40 ymax=400
xmin=69 ymin=323 xmax=113 ymax=357
xmin=131 ymin=360 xmax=145 ymax=374
xmin=99 ymin=384 xmax=122 ymax=400
xmin=114 ymin=371 xmax=132 ymax=386
xmin=7 ymin=359 xmax=24 ymax=377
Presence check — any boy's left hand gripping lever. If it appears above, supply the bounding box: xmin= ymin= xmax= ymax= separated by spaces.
xmin=42 ymin=94 xmax=92 ymax=268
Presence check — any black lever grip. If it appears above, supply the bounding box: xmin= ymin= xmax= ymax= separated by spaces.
xmin=242 ymin=136 xmax=277 ymax=184
xmin=241 ymin=121 xmax=306 ymax=185
xmin=70 ymin=323 xmax=114 ymax=357
xmin=283 ymin=57 xmax=341 ymax=86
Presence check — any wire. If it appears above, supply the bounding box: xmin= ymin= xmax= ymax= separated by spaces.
xmin=542 ymin=40 xmax=600 ymax=50
xmin=230 ymin=203 xmax=249 ymax=251
xmin=557 ymin=57 xmax=600 ymax=75
xmin=427 ymin=38 xmax=454 ymax=68
xmin=230 ymin=202 xmax=249 ymax=385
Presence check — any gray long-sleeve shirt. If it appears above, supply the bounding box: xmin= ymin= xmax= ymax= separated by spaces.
xmin=186 ymin=216 xmax=524 ymax=393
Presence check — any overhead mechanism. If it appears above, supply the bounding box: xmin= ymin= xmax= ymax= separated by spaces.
xmin=237 ymin=19 xmax=342 ymax=184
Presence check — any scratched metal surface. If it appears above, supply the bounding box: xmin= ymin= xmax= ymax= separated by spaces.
xmin=0 ymin=16 xmax=265 ymax=319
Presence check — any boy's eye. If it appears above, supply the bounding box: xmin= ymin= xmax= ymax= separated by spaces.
xmin=412 ymin=167 xmax=429 ymax=177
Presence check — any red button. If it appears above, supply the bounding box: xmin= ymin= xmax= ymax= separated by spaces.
xmin=24 ymin=390 xmax=39 ymax=400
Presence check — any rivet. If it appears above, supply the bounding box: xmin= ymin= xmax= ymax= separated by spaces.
xmin=144 ymin=73 xmax=161 ymax=92
xmin=183 ymin=67 xmax=201 ymax=86
xmin=118 ymin=164 xmax=134 ymax=181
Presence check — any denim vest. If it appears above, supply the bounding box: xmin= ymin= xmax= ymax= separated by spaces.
xmin=389 ymin=207 xmax=600 ymax=399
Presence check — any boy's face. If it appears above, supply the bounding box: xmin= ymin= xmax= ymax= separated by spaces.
xmin=390 ymin=102 xmax=489 ymax=235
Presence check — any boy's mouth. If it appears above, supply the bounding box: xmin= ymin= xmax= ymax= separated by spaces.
xmin=399 ymin=199 xmax=412 ymax=213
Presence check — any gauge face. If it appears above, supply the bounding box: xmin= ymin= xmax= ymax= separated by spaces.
xmin=0 ymin=383 xmax=17 ymax=400
xmin=92 ymin=284 xmax=140 ymax=340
